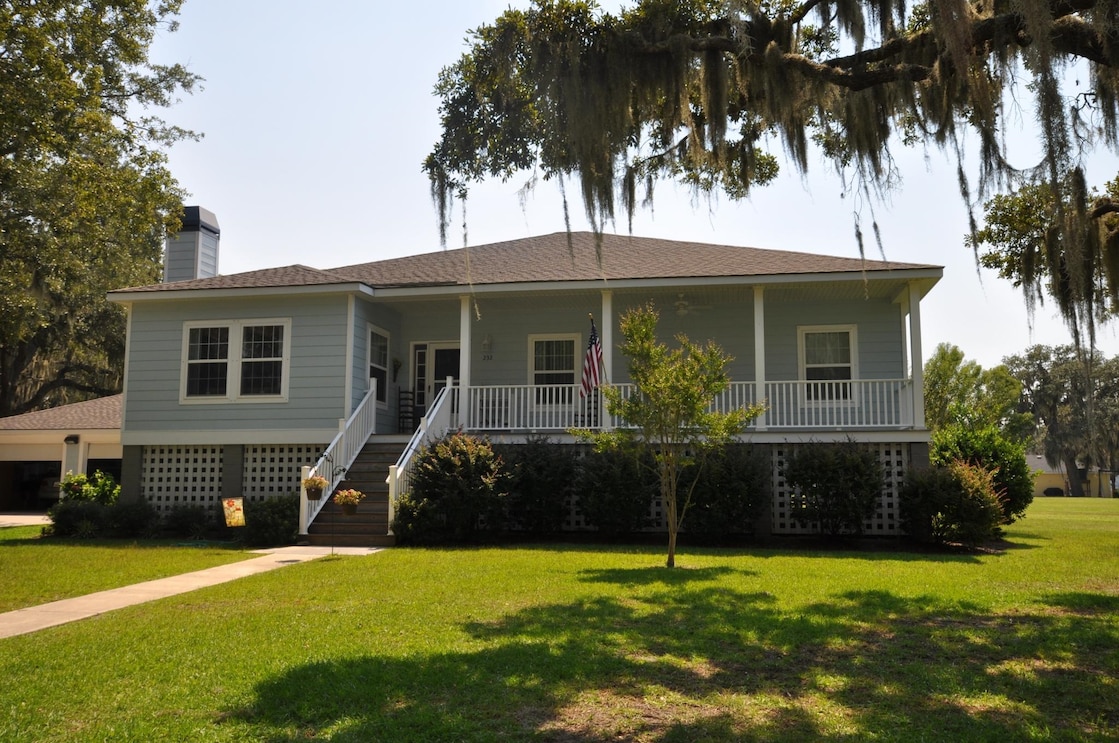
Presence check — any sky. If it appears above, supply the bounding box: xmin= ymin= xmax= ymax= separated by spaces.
xmin=146 ymin=0 xmax=1119 ymax=369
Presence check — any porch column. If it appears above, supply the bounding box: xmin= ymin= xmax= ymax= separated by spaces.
xmin=753 ymin=286 xmax=767 ymax=431
xmin=908 ymin=281 xmax=926 ymax=430
xmin=459 ymin=295 xmax=471 ymax=395
xmin=600 ymin=290 xmax=613 ymax=430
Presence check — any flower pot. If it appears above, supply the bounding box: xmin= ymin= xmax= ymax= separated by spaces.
xmin=341 ymin=503 xmax=358 ymax=516
xmin=306 ymin=487 xmax=323 ymax=501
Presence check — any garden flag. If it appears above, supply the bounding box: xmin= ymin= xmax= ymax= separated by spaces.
xmin=580 ymin=316 xmax=604 ymax=398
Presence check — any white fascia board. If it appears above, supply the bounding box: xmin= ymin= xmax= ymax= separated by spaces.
xmin=0 ymin=429 xmax=121 ymax=448
xmin=368 ymin=268 xmax=944 ymax=299
xmin=107 ymin=282 xmax=375 ymax=305
xmin=743 ymin=430 xmax=933 ymax=445
xmin=120 ymin=428 xmax=338 ymax=447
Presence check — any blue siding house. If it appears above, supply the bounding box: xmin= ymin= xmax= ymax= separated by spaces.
xmin=108 ymin=215 xmax=942 ymax=541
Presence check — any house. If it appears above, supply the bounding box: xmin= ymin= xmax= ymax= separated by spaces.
xmin=0 ymin=395 xmax=122 ymax=510
xmin=106 ymin=210 xmax=943 ymax=541
xmin=1027 ymin=454 xmax=1115 ymax=498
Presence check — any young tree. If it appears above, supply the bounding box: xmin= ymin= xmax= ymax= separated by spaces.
xmin=592 ymin=303 xmax=763 ymax=567
xmin=923 ymin=343 xmax=1030 ymax=440
xmin=0 ymin=1 xmax=199 ymax=415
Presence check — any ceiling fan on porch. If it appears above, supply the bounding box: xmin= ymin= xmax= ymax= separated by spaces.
xmin=674 ymin=293 xmax=712 ymax=316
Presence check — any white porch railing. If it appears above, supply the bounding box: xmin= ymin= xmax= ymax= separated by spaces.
xmin=385 ymin=379 xmax=458 ymax=534
xmin=466 ymin=384 xmax=605 ymax=431
xmin=298 ymin=379 xmax=378 ymax=537
xmin=460 ymin=378 xmax=913 ymax=432
xmin=763 ymin=378 xmax=912 ymax=428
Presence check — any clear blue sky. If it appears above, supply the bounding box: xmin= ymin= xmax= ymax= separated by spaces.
xmin=148 ymin=0 xmax=1119 ymax=368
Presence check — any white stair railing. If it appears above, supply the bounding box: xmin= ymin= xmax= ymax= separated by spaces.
xmin=386 ymin=378 xmax=457 ymax=534
xmin=298 ymin=379 xmax=378 ymax=537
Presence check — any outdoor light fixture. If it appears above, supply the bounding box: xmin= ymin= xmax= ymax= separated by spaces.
xmin=481 ymin=334 xmax=493 ymax=353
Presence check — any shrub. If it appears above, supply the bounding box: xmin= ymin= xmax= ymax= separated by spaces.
xmin=391 ymin=491 xmax=444 ymax=546
xmin=106 ymin=500 xmax=161 ymax=538
xmin=782 ymin=441 xmax=884 ymax=537
xmin=393 ymin=432 xmax=510 ymax=544
xmin=45 ymin=500 xmax=110 ymax=538
xmin=162 ymin=504 xmax=217 ymax=539
xmin=59 ymin=470 xmax=120 ymax=505
xmin=684 ymin=444 xmax=770 ymax=539
xmin=932 ymin=424 xmax=1034 ymax=523
xmin=574 ymin=447 xmax=656 ymax=535
xmin=497 ymin=436 xmax=578 ymax=534
xmin=900 ymin=461 xmax=1005 ymax=546
xmin=242 ymin=495 xmax=300 ymax=547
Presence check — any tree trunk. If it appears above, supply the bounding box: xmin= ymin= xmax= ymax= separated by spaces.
xmin=1064 ymin=454 xmax=1085 ymax=497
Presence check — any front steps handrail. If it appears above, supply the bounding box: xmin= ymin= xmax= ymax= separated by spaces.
xmin=299 ymin=378 xmax=378 ymax=537
xmin=386 ymin=378 xmax=457 ymax=534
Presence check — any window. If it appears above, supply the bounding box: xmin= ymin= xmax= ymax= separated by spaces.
xmin=798 ymin=325 xmax=857 ymax=402
xmin=181 ymin=320 xmax=290 ymax=403
xmin=529 ymin=334 xmax=577 ymax=405
xmin=368 ymin=326 xmax=389 ymax=404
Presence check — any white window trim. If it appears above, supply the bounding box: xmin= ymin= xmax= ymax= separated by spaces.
xmin=366 ymin=323 xmax=390 ymax=409
xmin=526 ymin=333 xmax=580 ymax=385
xmin=797 ymin=324 xmax=858 ymax=406
xmin=179 ymin=318 xmax=292 ymax=404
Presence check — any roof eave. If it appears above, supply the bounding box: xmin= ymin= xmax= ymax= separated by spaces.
xmin=108 ymin=282 xmax=375 ymax=304
xmin=369 ymin=267 xmax=944 ymax=299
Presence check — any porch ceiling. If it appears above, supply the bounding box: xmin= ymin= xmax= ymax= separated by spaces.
xmin=368 ymin=275 xmax=925 ymax=310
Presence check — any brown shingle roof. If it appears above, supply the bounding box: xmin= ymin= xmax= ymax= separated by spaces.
xmin=0 ymin=395 xmax=121 ymax=431
xmin=112 ymin=232 xmax=941 ymax=295
xmin=114 ymin=264 xmax=355 ymax=293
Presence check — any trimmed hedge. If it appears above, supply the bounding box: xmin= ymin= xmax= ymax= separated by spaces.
xmin=684 ymin=444 xmax=769 ymax=538
xmin=782 ymin=441 xmax=884 ymax=537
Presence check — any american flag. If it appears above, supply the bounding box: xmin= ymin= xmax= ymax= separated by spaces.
xmin=580 ymin=317 xmax=604 ymax=398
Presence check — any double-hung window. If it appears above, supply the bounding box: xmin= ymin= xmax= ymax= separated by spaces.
xmin=182 ymin=319 xmax=291 ymax=403
xmin=529 ymin=334 xmax=577 ymax=406
xmin=798 ymin=325 xmax=857 ymax=402
xmin=368 ymin=325 xmax=389 ymax=404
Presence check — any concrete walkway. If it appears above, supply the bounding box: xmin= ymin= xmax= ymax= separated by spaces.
xmin=0 ymin=512 xmax=50 ymax=528
xmin=0 ymin=526 xmax=382 ymax=639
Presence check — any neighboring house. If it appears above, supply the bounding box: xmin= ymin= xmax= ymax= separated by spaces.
xmin=107 ymin=213 xmax=943 ymax=538
xmin=0 ymin=395 xmax=123 ymax=510
xmin=1027 ymin=454 xmax=1115 ymax=498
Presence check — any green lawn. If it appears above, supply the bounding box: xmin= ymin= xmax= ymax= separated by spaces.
xmin=1 ymin=498 xmax=1116 ymax=742
xmin=0 ymin=526 xmax=255 ymax=612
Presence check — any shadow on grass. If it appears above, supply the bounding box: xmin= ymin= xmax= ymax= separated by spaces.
xmin=228 ymin=584 xmax=1119 ymax=741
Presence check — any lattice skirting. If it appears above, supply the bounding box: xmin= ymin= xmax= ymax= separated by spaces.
xmin=141 ymin=446 xmax=224 ymax=512
xmin=140 ymin=444 xmax=323 ymax=511
xmin=241 ymin=444 xmax=323 ymax=501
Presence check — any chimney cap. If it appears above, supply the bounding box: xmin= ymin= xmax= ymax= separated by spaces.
xmin=181 ymin=206 xmax=219 ymax=236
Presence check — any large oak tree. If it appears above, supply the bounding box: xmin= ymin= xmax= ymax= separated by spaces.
xmin=0 ymin=0 xmax=198 ymax=416
xmin=427 ymin=0 xmax=1119 ymax=327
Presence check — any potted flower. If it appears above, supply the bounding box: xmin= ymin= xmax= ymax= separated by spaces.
xmin=302 ymin=475 xmax=329 ymax=501
xmin=333 ymin=488 xmax=366 ymax=515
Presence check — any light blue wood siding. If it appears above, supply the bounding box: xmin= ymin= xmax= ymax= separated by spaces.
xmin=124 ymin=294 xmax=350 ymax=434
xmin=763 ymin=296 xmax=905 ymax=380
xmin=353 ymin=298 xmax=403 ymax=434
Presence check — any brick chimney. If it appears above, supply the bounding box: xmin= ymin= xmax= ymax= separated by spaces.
xmin=163 ymin=206 xmax=219 ymax=282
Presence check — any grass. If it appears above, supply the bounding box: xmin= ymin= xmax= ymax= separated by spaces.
xmin=0 ymin=526 xmax=255 ymax=612
xmin=0 ymin=498 xmax=1116 ymax=741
